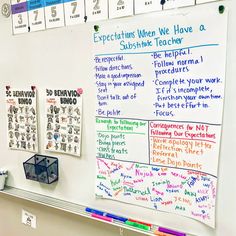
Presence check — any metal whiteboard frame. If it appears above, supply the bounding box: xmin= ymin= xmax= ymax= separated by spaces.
xmin=0 ymin=186 xmax=195 ymax=236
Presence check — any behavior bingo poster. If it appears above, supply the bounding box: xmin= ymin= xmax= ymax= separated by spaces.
xmin=6 ymin=87 xmax=38 ymax=152
xmin=45 ymin=88 xmax=82 ymax=157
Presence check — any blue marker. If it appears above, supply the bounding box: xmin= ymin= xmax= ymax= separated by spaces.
xmin=85 ymin=207 xmax=104 ymax=216
xmin=85 ymin=208 xmax=128 ymax=223
xmin=105 ymin=213 xmax=128 ymax=223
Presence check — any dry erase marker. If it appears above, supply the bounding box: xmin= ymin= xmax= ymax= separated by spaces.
xmin=154 ymin=230 xmax=173 ymax=236
xmin=125 ymin=220 xmax=150 ymax=231
xmin=91 ymin=213 xmax=113 ymax=222
xmin=85 ymin=207 xmax=104 ymax=216
xmin=158 ymin=227 xmax=186 ymax=236
xmin=105 ymin=213 xmax=128 ymax=222
xmin=128 ymin=218 xmax=152 ymax=227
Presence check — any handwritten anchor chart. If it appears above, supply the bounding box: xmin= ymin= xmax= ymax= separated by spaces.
xmin=5 ymin=88 xmax=38 ymax=152
xmin=94 ymin=7 xmax=227 ymax=227
xmin=45 ymin=89 xmax=82 ymax=157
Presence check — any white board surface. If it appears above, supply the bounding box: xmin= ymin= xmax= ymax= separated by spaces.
xmin=0 ymin=1 xmax=236 ymax=236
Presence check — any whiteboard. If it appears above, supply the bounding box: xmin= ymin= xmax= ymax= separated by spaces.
xmin=0 ymin=1 xmax=235 ymax=235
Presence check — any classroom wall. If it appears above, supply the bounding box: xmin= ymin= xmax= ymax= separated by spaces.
xmin=1 ymin=0 xmax=236 ymax=236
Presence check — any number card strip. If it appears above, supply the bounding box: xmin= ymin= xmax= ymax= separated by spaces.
xmin=109 ymin=0 xmax=134 ymax=19
xmin=11 ymin=1 xmax=27 ymax=14
xmin=85 ymin=0 xmax=108 ymax=22
xmin=27 ymin=0 xmax=46 ymax=32
xmin=64 ymin=0 xmax=85 ymax=26
xmin=44 ymin=0 xmax=65 ymax=29
xmin=11 ymin=1 xmax=29 ymax=34
xmin=134 ymin=0 xmax=162 ymax=15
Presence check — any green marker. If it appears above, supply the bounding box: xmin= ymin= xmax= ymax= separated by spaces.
xmin=125 ymin=220 xmax=150 ymax=231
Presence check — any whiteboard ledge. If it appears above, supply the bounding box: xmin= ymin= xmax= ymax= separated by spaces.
xmin=0 ymin=186 xmax=196 ymax=236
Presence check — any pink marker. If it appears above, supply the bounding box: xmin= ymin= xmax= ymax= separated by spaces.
xmin=91 ymin=213 xmax=113 ymax=222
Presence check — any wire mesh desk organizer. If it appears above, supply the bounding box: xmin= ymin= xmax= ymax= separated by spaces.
xmin=23 ymin=154 xmax=58 ymax=184
xmin=0 ymin=170 xmax=8 ymax=190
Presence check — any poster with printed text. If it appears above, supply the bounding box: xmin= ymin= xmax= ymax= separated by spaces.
xmin=45 ymin=89 xmax=82 ymax=157
xmin=93 ymin=5 xmax=227 ymax=227
xmin=6 ymin=88 xmax=38 ymax=152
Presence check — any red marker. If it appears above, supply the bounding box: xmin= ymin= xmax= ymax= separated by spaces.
xmin=128 ymin=219 xmax=152 ymax=227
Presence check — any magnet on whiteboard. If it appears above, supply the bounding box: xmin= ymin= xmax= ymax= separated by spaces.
xmin=160 ymin=0 xmax=166 ymax=5
xmin=219 ymin=5 xmax=225 ymax=14
xmin=94 ymin=25 xmax=99 ymax=32
xmin=1 ymin=3 xmax=10 ymax=18
xmin=76 ymin=88 xmax=83 ymax=95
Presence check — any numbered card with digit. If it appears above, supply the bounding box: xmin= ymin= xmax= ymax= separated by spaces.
xmin=85 ymin=0 xmax=108 ymax=22
xmin=109 ymin=0 xmax=134 ymax=19
xmin=64 ymin=0 xmax=85 ymax=26
xmin=28 ymin=0 xmax=46 ymax=32
xmin=44 ymin=0 xmax=65 ymax=29
xmin=163 ymin=0 xmax=195 ymax=9
xmin=134 ymin=0 xmax=162 ymax=14
xmin=11 ymin=0 xmax=29 ymax=34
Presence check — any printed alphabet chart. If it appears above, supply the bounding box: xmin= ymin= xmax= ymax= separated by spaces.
xmin=5 ymin=88 xmax=38 ymax=152
xmin=93 ymin=6 xmax=227 ymax=227
xmin=45 ymin=89 xmax=82 ymax=157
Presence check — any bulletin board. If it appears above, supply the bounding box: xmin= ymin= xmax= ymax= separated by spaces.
xmin=0 ymin=1 xmax=235 ymax=236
